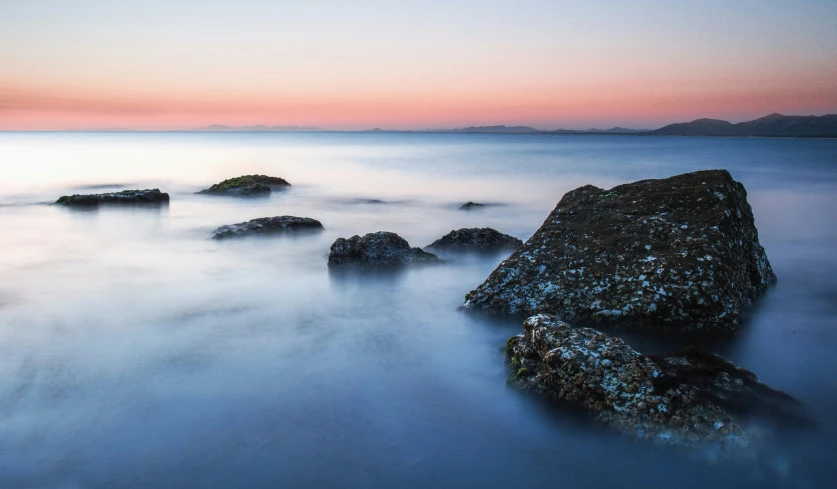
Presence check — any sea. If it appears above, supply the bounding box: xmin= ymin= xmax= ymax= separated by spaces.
xmin=0 ymin=132 xmax=835 ymax=488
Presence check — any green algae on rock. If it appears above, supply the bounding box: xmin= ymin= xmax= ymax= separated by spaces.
xmin=463 ymin=170 xmax=776 ymax=332
xmin=425 ymin=228 xmax=523 ymax=252
xmin=328 ymin=231 xmax=440 ymax=268
xmin=211 ymin=216 xmax=324 ymax=240
xmin=506 ymin=314 xmax=804 ymax=454
xmin=55 ymin=189 xmax=170 ymax=206
xmin=197 ymin=175 xmax=291 ymax=196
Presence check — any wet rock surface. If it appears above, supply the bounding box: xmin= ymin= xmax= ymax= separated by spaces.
xmin=55 ymin=189 xmax=170 ymax=206
xmin=506 ymin=314 xmax=805 ymax=454
xmin=328 ymin=231 xmax=440 ymax=268
xmin=426 ymin=228 xmax=523 ymax=252
xmin=464 ymin=170 xmax=776 ymax=332
xmin=211 ymin=216 xmax=324 ymax=240
xmin=197 ymin=175 xmax=291 ymax=196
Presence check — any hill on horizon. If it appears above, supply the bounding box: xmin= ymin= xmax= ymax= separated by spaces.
xmin=648 ymin=113 xmax=837 ymax=137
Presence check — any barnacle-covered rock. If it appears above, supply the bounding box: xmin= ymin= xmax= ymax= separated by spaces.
xmin=211 ymin=216 xmax=323 ymax=240
xmin=197 ymin=175 xmax=291 ymax=196
xmin=55 ymin=189 xmax=170 ymax=206
xmin=506 ymin=314 xmax=804 ymax=454
xmin=465 ymin=170 xmax=776 ymax=332
xmin=328 ymin=231 xmax=440 ymax=268
xmin=425 ymin=228 xmax=523 ymax=252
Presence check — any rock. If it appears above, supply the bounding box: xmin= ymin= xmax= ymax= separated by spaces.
xmin=426 ymin=228 xmax=523 ymax=252
xmin=55 ymin=189 xmax=170 ymax=206
xmin=197 ymin=175 xmax=291 ymax=196
xmin=211 ymin=216 xmax=324 ymax=240
xmin=464 ymin=170 xmax=776 ymax=332
xmin=328 ymin=231 xmax=440 ymax=268
xmin=506 ymin=314 xmax=805 ymax=454
xmin=459 ymin=202 xmax=485 ymax=210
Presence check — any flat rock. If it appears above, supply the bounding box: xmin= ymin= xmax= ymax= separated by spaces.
xmin=211 ymin=216 xmax=324 ymax=240
xmin=459 ymin=201 xmax=485 ymax=210
xmin=197 ymin=175 xmax=291 ymax=196
xmin=426 ymin=228 xmax=523 ymax=252
xmin=55 ymin=189 xmax=170 ymax=206
xmin=464 ymin=170 xmax=776 ymax=332
xmin=506 ymin=314 xmax=805 ymax=455
xmin=328 ymin=231 xmax=440 ymax=268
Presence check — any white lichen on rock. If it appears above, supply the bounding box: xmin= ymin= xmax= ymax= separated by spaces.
xmin=506 ymin=315 xmax=805 ymax=454
xmin=465 ymin=170 xmax=776 ymax=332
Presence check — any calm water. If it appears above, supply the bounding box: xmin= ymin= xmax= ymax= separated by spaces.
xmin=0 ymin=132 xmax=836 ymax=488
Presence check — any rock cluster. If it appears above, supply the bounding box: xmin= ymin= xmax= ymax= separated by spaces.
xmin=211 ymin=216 xmax=324 ymax=240
xmin=506 ymin=314 xmax=803 ymax=452
xmin=328 ymin=231 xmax=440 ymax=268
xmin=426 ymin=228 xmax=523 ymax=252
xmin=197 ymin=175 xmax=291 ymax=196
xmin=464 ymin=170 xmax=776 ymax=332
xmin=55 ymin=189 xmax=170 ymax=206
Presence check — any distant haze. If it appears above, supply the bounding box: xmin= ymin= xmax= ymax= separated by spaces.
xmin=1 ymin=0 xmax=836 ymax=130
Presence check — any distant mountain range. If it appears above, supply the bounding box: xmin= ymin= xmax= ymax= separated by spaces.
xmin=191 ymin=113 xmax=837 ymax=137
xmin=199 ymin=124 xmax=324 ymax=132
xmin=647 ymin=113 xmax=837 ymax=137
xmin=429 ymin=125 xmax=647 ymax=134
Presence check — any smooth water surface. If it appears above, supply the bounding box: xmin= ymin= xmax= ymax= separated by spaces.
xmin=0 ymin=133 xmax=836 ymax=488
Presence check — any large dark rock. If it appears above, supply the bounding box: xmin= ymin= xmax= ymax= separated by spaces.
xmin=426 ymin=228 xmax=523 ymax=252
xmin=328 ymin=232 xmax=440 ymax=268
xmin=197 ymin=175 xmax=291 ymax=196
xmin=506 ymin=315 xmax=805 ymax=453
xmin=211 ymin=216 xmax=324 ymax=240
xmin=55 ymin=189 xmax=170 ymax=206
xmin=464 ymin=170 xmax=776 ymax=332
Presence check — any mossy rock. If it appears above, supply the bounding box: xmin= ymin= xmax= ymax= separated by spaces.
xmin=197 ymin=175 xmax=290 ymax=196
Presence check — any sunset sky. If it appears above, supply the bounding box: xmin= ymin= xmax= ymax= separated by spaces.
xmin=1 ymin=0 xmax=836 ymax=131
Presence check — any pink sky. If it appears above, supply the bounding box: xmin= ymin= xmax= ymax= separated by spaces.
xmin=2 ymin=1 xmax=835 ymax=130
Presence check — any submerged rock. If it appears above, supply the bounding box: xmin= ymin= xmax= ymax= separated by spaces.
xmin=459 ymin=202 xmax=485 ymax=210
xmin=197 ymin=175 xmax=291 ymax=196
xmin=426 ymin=228 xmax=523 ymax=252
xmin=211 ymin=216 xmax=324 ymax=240
xmin=328 ymin=231 xmax=440 ymax=268
xmin=464 ymin=170 xmax=776 ymax=332
xmin=55 ymin=189 xmax=170 ymax=206
xmin=506 ymin=314 xmax=804 ymax=454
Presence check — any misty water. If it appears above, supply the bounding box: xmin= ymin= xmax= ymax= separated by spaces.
xmin=0 ymin=132 xmax=836 ymax=488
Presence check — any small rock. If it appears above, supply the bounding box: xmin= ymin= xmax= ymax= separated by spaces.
xmin=328 ymin=231 xmax=440 ymax=268
xmin=55 ymin=189 xmax=170 ymax=206
xmin=211 ymin=216 xmax=324 ymax=240
xmin=459 ymin=202 xmax=485 ymax=210
xmin=197 ymin=175 xmax=291 ymax=196
xmin=425 ymin=228 xmax=523 ymax=252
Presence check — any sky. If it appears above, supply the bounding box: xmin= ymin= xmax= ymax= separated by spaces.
xmin=1 ymin=0 xmax=836 ymax=131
